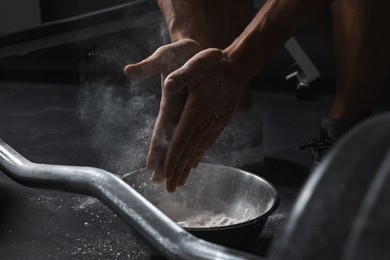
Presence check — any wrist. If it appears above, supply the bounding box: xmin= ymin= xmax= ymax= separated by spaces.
xmin=223 ymin=40 xmax=256 ymax=85
xmin=168 ymin=25 xmax=213 ymax=49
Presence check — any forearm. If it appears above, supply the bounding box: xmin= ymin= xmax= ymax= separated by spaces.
xmin=225 ymin=0 xmax=332 ymax=83
xmin=156 ymin=0 xmax=251 ymax=48
xmin=157 ymin=0 xmax=205 ymax=43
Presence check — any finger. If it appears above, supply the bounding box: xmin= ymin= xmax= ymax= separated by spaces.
xmin=146 ymin=126 xmax=167 ymax=177
xmin=163 ymin=57 xmax=204 ymax=92
xmin=177 ymin=166 xmax=193 ymax=187
xmin=177 ymin=149 xmax=203 ymax=187
xmin=146 ymin=137 xmax=161 ymax=170
xmin=167 ymin=117 xmax=223 ymax=190
xmin=163 ymin=95 xmax=226 ymax=182
xmin=177 ymin=132 xmax=219 ymax=187
xmin=163 ymin=110 xmax=199 ymax=180
xmin=151 ymin=156 xmax=165 ymax=183
xmin=146 ymin=75 xmax=170 ymax=170
xmin=147 ymin=100 xmax=186 ymax=171
xmin=126 ymin=40 xmax=203 ymax=81
xmin=169 ymin=125 xmax=207 ymax=189
xmin=191 ymin=144 xmax=210 ymax=169
xmin=164 ymin=65 xmax=202 ymax=92
xmin=148 ymin=76 xmax=187 ymax=179
xmin=193 ymin=132 xmax=220 ymax=167
xmin=177 ymin=164 xmax=192 ymax=187
xmin=167 ymin=162 xmax=192 ymax=193
xmin=151 ymin=172 xmax=164 ymax=183
xmin=193 ymin=150 xmax=206 ymax=168
xmin=164 ymin=49 xmax=223 ymax=92
xmin=124 ymin=49 xmax=163 ymax=79
xmin=148 ymin=151 xmax=164 ymax=183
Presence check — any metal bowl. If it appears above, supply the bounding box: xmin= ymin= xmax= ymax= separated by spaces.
xmin=122 ymin=163 xmax=279 ymax=247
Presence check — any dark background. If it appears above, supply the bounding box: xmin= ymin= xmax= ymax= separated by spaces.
xmin=0 ymin=1 xmax=389 ymax=259
xmin=0 ymin=0 xmax=337 ymax=84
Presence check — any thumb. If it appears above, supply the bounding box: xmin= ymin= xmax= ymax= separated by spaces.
xmin=164 ymin=49 xmax=212 ymax=92
xmin=124 ymin=49 xmax=163 ymax=79
xmin=164 ymin=64 xmax=197 ymax=92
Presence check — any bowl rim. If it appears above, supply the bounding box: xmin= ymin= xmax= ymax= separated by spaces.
xmin=124 ymin=163 xmax=280 ymax=231
xmin=183 ymin=163 xmax=280 ymax=231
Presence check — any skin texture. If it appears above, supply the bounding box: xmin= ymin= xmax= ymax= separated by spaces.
xmin=125 ymin=39 xmax=203 ymax=184
xmin=329 ymin=0 xmax=390 ymax=124
xmin=125 ymin=0 xmax=252 ymax=192
xmin=125 ymin=0 xmax=390 ymax=192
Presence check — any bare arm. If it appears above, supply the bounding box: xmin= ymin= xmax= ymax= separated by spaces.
xmin=125 ymin=0 xmax=251 ymax=191
xmin=224 ymin=0 xmax=332 ymax=84
xmin=127 ymin=0 xmax=333 ymax=192
xmin=162 ymin=0 xmax=333 ymax=192
xmin=157 ymin=0 xmax=252 ymax=48
xmin=156 ymin=0 xmax=205 ymax=43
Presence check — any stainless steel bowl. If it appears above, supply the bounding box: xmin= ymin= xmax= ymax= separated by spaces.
xmin=122 ymin=163 xmax=279 ymax=247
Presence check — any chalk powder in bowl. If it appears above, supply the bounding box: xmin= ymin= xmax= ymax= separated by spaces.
xmin=156 ymin=201 xmax=250 ymax=228
xmin=177 ymin=211 xmax=242 ymax=228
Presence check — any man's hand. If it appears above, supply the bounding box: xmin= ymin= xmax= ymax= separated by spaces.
xmin=124 ymin=39 xmax=203 ymax=184
xmin=162 ymin=48 xmax=247 ymax=192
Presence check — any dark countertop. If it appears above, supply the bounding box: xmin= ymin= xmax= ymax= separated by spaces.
xmin=4 ymin=79 xmax=384 ymax=259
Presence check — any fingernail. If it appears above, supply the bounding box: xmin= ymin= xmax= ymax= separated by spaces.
xmin=166 ymin=182 xmax=176 ymax=193
xmin=151 ymin=173 xmax=164 ymax=184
